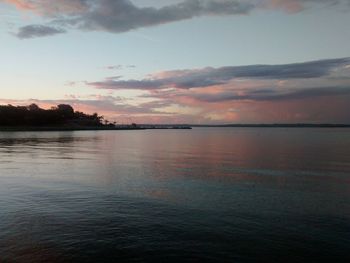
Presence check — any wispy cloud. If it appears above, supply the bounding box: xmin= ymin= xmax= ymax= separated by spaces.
xmin=15 ymin=24 xmax=66 ymax=38
xmin=104 ymin=65 xmax=136 ymax=70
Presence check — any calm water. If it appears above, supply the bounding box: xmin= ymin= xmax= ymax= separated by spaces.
xmin=0 ymin=128 xmax=349 ymax=262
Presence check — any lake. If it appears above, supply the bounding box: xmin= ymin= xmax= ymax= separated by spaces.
xmin=0 ymin=128 xmax=349 ymax=262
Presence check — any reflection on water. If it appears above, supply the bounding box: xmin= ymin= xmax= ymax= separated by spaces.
xmin=0 ymin=128 xmax=349 ymax=262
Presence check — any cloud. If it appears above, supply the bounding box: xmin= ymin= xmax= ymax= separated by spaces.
xmin=4 ymin=0 xmax=349 ymax=38
xmin=1 ymin=97 xmax=344 ymax=126
xmin=2 ymin=0 xmax=90 ymax=15
xmin=77 ymin=0 xmax=253 ymax=33
xmin=265 ymin=0 xmax=350 ymax=13
xmin=3 ymin=57 xmax=347 ymax=123
xmin=88 ymin=57 xmax=350 ymax=90
xmin=6 ymin=0 xmax=254 ymax=38
xmin=79 ymin=57 xmax=350 ymax=123
xmin=189 ymin=86 xmax=350 ymax=102
xmin=15 ymin=24 xmax=66 ymax=38
xmin=105 ymin=65 xmax=123 ymax=70
xmin=104 ymin=65 xmax=136 ymax=70
xmin=90 ymin=79 xmax=165 ymax=90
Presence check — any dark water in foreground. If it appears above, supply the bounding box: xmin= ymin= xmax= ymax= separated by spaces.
xmin=0 ymin=128 xmax=349 ymax=262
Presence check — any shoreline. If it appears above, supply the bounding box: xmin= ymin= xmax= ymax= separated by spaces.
xmin=192 ymin=124 xmax=350 ymax=128
xmin=0 ymin=124 xmax=349 ymax=132
xmin=0 ymin=127 xmax=143 ymax=132
xmin=0 ymin=126 xmax=192 ymax=132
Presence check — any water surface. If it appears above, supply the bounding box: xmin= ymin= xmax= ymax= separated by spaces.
xmin=0 ymin=128 xmax=349 ymax=262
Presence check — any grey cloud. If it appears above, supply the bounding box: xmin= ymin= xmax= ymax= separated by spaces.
xmin=213 ymin=58 xmax=350 ymax=80
xmin=12 ymin=0 xmax=256 ymax=38
xmin=78 ymin=0 xmax=253 ymax=33
xmin=191 ymin=86 xmax=350 ymax=102
xmin=301 ymin=0 xmax=350 ymax=6
xmin=15 ymin=24 xmax=66 ymax=39
xmin=90 ymin=79 xmax=165 ymax=90
xmin=11 ymin=0 xmax=350 ymax=38
xmin=88 ymin=57 xmax=350 ymax=90
xmin=263 ymin=0 xmax=350 ymax=12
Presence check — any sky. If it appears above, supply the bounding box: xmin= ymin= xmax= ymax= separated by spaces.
xmin=0 ymin=0 xmax=350 ymax=124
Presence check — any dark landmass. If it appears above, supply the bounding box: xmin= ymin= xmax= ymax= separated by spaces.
xmin=0 ymin=126 xmax=146 ymax=132
xmin=0 ymin=104 xmax=106 ymax=127
xmin=138 ymin=124 xmax=192 ymax=130
xmin=0 ymin=104 xmax=191 ymax=131
xmin=191 ymin=124 xmax=350 ymax=128
xmin=0 ymin=103 xmax=143 ymax=131
xmin=140 ymin=123 xmax=350 ymax=128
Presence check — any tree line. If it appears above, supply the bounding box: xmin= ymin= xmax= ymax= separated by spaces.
xmin=0 ymin=104 xmax=107 ymax=127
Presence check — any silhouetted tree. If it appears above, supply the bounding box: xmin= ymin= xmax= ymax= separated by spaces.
xmin=28 ymin=103 xmax=40 ymax=111
xmin=0 ymin=104 xmax=108 ymax=127
xmin=57 ymin=104 xmax=74 ymax=119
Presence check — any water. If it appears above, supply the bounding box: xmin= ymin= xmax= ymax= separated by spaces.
xmin=0 ymin=128 xmax=349 ymax=262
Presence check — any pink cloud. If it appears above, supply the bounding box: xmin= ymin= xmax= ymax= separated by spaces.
xmin=2 ymin=0 xmax=89 ymax=16
xmin=265 ymin=0 xmax=304 ymax=13
xmin=1 ymin=92 xmax=350 ymax=124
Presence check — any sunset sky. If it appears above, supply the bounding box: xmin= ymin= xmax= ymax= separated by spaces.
xmin=1 ymin=0 xmax=350 ymax=124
